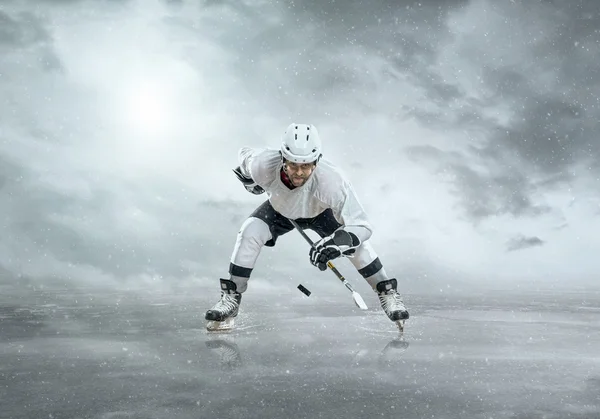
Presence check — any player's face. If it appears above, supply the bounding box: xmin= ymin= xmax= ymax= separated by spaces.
xmin=284 ymin=161 xmax=316 ymax=186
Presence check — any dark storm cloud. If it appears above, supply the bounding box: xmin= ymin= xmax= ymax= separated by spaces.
xmin=400 ymin=0 xmax=600 ymax=222
xmin=0 ymin=9 xmax=64 ymax=76
xmin=0 ymin=11 xmax=50 ymax=46
xmin=450 ymin=163 xmax=552 ymax=221
xmin=0 ymin=155 xmax=24 ymax=191
xmin=481 ymin=68 xmax=594 ymax=174
xmin=506 ymin=235 xmax=545 ymax=252
xmin=281 ymin=0 xmax=472 ymax=118
xmin=0 ymin=9 xmax=62 ymax=72
xmin=161 ymin=0 xmax=471 ymax=119
xmin=406 ymin=145 xmax=552 ymax=221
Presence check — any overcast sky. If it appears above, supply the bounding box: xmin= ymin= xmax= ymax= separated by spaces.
xmin=1 ymin=0 xmax=599 ymax=295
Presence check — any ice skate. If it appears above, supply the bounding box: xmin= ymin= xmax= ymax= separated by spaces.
xmin=376 ymin=278 xmax=409 ymax=330
xmin=205 ymin=279 xmax=242 ymax=332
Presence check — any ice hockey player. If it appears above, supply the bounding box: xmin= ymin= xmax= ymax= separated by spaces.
xmin=205 ymin=123 xmax=409 ymax=330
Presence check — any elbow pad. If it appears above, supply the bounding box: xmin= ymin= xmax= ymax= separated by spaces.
xmin=232 ymin=166 xmax=265 ymax=195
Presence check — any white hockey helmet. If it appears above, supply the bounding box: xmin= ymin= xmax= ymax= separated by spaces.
xmin=280 ymin=123 xmax=322 ymax=163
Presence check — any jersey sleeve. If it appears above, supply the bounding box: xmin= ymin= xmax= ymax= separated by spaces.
xmin=237 ymin=147 xmax=279 ymax=188
xmin=237 ymin=146 xmax=257 ymax=178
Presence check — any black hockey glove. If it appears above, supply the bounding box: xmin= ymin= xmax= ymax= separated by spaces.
xmin=232 ymin=166 xmax=265 ymax=195
xmin=309 ymin=229 xmax=361 ymax=271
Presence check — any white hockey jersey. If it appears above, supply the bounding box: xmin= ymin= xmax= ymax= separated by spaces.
xmin=237 ymin=146 xmax=373 ymax=242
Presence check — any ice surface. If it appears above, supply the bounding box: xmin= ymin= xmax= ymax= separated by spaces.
xmin=1 ymin=286 xmax=599 ymax=419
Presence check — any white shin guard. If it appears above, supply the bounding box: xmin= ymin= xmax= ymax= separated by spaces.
xmin=347 ymin=240 xmax=389 ymax=289
xmin=229 ymin=217 xmax=272 ymax=293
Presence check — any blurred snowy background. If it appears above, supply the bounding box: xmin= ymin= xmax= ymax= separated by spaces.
xmin=1 ymin=0 xmax=599 ymax=296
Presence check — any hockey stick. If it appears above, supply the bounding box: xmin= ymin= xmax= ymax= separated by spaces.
xmin=288 ymin=219 xmax=368 ymax=310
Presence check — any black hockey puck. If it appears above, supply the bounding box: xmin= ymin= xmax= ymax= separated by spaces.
xmin=297 ymin=284 xmax=311 ymax=296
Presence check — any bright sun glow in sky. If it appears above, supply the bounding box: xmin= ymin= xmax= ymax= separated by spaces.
xmin=123 ymin=81 xmax=172 ymax=136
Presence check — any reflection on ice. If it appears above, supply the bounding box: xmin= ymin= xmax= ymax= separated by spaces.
xmin=206 ymin=337 xmax=243 ymax=370
xmin=205 ymin=331 xmax=412 ymax=372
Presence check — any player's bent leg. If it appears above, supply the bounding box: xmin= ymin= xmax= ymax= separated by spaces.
xmin=205 ymin=217 xmax=272 ymax=330
xmin=228 ymin=216 xmax=273 ymax=293
xmin=348 ymin=241 xmax=409 ymax=323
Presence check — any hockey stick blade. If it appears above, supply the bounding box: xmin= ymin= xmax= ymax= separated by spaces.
xmin=352 ymin=290 xmax=368 ymax=310
xmin=340 ymin=275 xmax=368 ymax=310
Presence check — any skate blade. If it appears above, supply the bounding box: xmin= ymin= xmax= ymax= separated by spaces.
xmin=206 ymin=318 xmax=235 ymax=332
xmin=395 ymin=320 xmax=405 ymax=332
